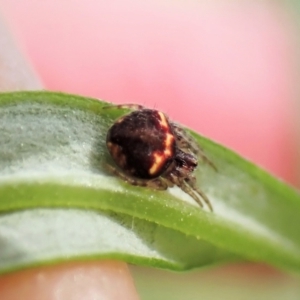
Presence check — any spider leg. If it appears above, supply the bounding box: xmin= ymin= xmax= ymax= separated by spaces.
xmin=185 ymin=176 xmax=213 ymax=212
xmin=167 ymin=172 xmax=213 ymax=211
xmin=168 ymin=173 xmax=203 ymax=208
xmin=171 ymin=122 xmax=200 ymax=155
xmin=105 ymin=164 xmax=168 ymax=190
xmin=171 ymin=122 xmax=217 ymax=172
xmin=102 ymin=104 xmax=146 ymax=111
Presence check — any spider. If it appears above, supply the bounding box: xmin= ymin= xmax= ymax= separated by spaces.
xmin=104 ymin=104 xmax=216 ymax=211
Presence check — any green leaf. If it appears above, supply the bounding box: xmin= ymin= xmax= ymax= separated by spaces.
xmin=0 ymin=91 xmax=299 ymax=275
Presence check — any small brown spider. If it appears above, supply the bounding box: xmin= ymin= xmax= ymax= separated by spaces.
xmin=104 ymin=104 xmax=216 ymax=211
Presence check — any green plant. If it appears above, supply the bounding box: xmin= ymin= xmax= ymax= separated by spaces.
xmin=0 ymin=90 xmax=299 ymax=276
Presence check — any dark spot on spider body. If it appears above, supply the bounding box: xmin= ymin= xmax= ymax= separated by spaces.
xmin=105 ymin=104 xmax=215 ymax=211
xmin=107 ymin=109 xmax=175 ymax=179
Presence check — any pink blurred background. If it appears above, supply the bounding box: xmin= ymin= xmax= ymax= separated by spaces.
xmin=0 ymin=0 xmax=298 ymax=185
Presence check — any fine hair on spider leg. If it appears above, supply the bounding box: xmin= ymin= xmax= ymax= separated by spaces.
xmin=200 ymin=153 xmax=218 ymax=172
xmin=171 ymin=123 xmax=200 ymax=155
xmin=193 ymin=186 xmax=213 ymax=212
xmin=171 ymin=122 xmax=217 ymax=172
xmin=184 ymin=177 xmax=213 ymax=211
xmin=168 ymin=172 xmax=212 ymax=211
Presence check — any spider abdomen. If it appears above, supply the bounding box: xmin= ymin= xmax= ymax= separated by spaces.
xmin=106 ymin=109 xmax=176 ymax=179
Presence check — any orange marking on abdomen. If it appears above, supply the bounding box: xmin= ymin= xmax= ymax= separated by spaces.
xmin=157 ymin=111 xmax=169 ymax=130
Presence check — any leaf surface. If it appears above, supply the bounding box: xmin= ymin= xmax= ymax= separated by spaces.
xmin=0 ymin=91 xmax=299 ymax=274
